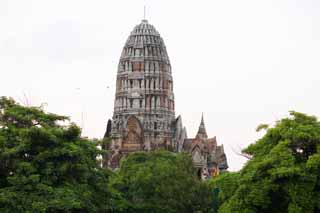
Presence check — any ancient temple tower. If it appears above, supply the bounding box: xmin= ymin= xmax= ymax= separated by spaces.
xmin=107 ymin=20 xmax=177 ymax=167
xmin=105 ymin=19 xmax=228 ymax=174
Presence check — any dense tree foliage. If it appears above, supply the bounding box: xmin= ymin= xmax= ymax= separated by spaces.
xmin=109 ymin=151 xmax=214 ymax=212
xmin=0 ymin=97 xmax=113 ymax=212
xmin=0 ymin=97 xmax=214 ymax=212
xmin=209 ymin=172 xmax=240 ymax=208
xmin=211 ymin=111 xmax=320 ymax=213
xmin=2 ymin=96 xmax=320 ymax=212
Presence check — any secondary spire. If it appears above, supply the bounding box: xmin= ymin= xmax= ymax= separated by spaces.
xmin=196 ymin=113 xmax=208 ymax=139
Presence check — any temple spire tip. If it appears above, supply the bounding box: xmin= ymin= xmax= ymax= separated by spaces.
xmin=197 ymin=113 xmax=208 ymax=139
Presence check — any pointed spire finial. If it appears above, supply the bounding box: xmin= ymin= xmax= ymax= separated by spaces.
xmin=201 ymin=112 xmax=204 ymax=125
xmin=142 ymin=4 xmax=148 ymax=23
xmin=196 ymin=112 xmax=208 ymax=139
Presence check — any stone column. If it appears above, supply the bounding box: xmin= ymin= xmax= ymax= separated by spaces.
xmin=155 ymin=78 xmax=158 ymax=89
xmin=151 ymin=96 xmax=154 ymax=109
xmin=156 ymin=96 xmax=160 ymax=108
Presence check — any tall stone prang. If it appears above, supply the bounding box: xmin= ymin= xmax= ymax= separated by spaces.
xmin=105 ymin=19 xmax=228 ymax=177
xmin=107 ymin=20 xmax=176 ymax=168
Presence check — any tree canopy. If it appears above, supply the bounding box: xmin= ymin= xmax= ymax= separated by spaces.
xmin=2 ymin=96 xmax=320 ymax=213
xmin=109 ymin=150 xmax=214 ymax=212
xmin=211 ymin=111 xmax=320 ymax=213
xmin=0 ymin=97 xmax=112 ymax=212
xmin=0 ymin=97 xmax=214 ymax=212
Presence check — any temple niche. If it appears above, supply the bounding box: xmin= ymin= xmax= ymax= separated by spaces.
xmin=103 ymin=19 xmax=228 ymax=176
xmin=122 ymin=116 xmax=143 ymax=152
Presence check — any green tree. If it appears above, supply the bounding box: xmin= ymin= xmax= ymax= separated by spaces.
xmin=0 ymin=97 xmax=113 ymax=212
xmin=109 ymin=150 xmax=213 ymax=212
xmin=210 ymin=172 xmax=240 ymax=209
xmin=213 ymin=112 xmax=320 ymax=213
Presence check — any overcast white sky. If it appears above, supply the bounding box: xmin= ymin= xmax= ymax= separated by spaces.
xmin=1 ymin=0 xmax=320 ymax=171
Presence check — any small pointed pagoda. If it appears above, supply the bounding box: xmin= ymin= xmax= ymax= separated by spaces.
xmin=182 ymin=114 xmax=228 ymax=179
